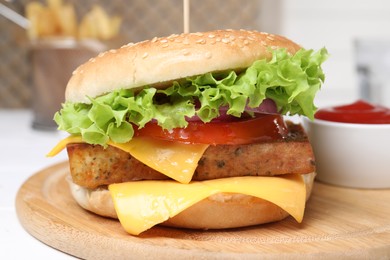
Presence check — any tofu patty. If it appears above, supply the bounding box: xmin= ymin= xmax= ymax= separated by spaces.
xmin=67 ymin=122 xmax=315 ymax=189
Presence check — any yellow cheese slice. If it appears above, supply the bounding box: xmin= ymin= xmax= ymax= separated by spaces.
xmin=109 ymin=174 xmax=306 ymax=235
xmin=47 ymin=135 xmax=84 ymax=157
xmin=47 ymin=135 xmax=209 ymax=183
xmin=109 ymin=137 xmax=208 ymax=184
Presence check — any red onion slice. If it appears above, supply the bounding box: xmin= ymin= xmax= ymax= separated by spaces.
xmin=245 ymin=98 xmax=278 ymax=114
xmin=186 ymin=98 xmax=278 ymax=122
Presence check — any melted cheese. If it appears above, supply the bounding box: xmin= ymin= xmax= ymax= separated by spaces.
xmin=108 ymin=174 xmax=306 ymax=235
xmin=109 ymin=138 xmax=208 ymax=184
xmin=47 ymin=135 xmax=209 ymax=183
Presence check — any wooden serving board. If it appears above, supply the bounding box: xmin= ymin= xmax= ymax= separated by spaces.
xmin=16 ymin=162 xmax=390 ymax=259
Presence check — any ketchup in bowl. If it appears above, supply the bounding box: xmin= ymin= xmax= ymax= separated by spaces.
xmin=314 ymin=100 xmax=390 ymax=124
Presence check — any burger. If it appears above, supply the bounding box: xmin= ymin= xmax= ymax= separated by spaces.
xmin=48 ymin=29 xmax=327 ymax=235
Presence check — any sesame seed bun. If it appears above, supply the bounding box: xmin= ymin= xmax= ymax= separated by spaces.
xmin=65 ymin=29 xmax=301 ymax=104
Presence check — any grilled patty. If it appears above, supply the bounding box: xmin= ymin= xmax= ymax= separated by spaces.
xmin=67 ymin=122 xmax=315 ymax=189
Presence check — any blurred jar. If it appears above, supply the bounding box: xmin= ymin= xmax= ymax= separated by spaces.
xmin=30 ymin=38 xmax=106 ymax=130
xmin=355 ymin=39 xmax=390 ymax=107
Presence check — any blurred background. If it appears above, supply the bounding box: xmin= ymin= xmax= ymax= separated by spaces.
xmin=1 ymin=0 xmax=390 ymax=112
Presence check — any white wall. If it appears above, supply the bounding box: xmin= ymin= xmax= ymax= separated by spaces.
xmin=279 ymin=0 xmax=390 ymax=107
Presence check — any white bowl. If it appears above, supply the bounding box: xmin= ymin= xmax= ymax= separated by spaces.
xmin=303 ymin=117 xmax=390 ymax=189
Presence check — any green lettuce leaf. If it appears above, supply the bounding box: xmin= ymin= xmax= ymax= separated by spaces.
xmin=54 ymin=47 xmax=328 ymax=146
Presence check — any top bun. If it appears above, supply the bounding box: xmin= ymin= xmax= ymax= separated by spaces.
xmin=66 ymin=29 xmax=301 ymax=104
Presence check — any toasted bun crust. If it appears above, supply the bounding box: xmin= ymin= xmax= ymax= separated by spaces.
xmin=66 ymin=29 xmax=301 ymax=104
xmin=67 ymin=172 xmax=315 ymax=230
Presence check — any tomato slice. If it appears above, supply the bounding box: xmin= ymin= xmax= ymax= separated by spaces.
xmin=134 ymin=114 xmax=288 ymax=145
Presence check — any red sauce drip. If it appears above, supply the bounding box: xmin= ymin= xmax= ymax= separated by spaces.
xmin=315 ymin=100 xmax=390 ymax=124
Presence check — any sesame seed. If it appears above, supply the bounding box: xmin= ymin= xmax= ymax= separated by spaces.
xmin=194 ymin=32 xmax=203 ymax=36
xmin=72 ymin=69 xmax=78 ymax=75
xmin=109 ymin=49 xmax=117 ymax=53
xmin=196 ymin=39 xmax=206 ymax=44
xmin=247 ymin=36 xmax=255 ymax=41
xmin=132 ymin=41 xmax=142 ymax=47
xmin=266 ymin=36 xmax=274 ymax=41
xmin=98 ymin=52 xmax=105 ymax=58
xmin=125 ymin=42 xmax=135 ymax=47
xmin=161 ymin=43 xmax=169 ymax=48
xmin=151 ymin=37 xmax=158 ymax=43
xmin=183 ymin=49 xmax=190 ymax=56
xmin=222 ymin=38 xmax=229 ymax=44
xmin=205 ymin=52 xmax=212 ymax=59
xmin=208 ymin=34 xmax=215 ymax=38
xmin=142 ymin=52 xmax=149 ymax=58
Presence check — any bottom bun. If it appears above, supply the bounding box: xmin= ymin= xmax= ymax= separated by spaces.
xmin=67 ymin=172 xmax=316 ymax=229
xmin=164 ymin=194 xmax=291 ymax=229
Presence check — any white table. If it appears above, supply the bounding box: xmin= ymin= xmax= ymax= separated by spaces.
xmin=0 ymin=110 xmax=74 ymax=259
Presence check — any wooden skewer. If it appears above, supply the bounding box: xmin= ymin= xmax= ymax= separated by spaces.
xmin=183 ymin=0 xmax=190 ymax=33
